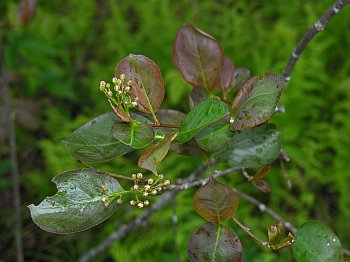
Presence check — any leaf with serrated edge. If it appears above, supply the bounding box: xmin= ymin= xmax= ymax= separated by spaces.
xmin=28 ymin=168 xmax=124 ymax=234
xmin=194 ymin=176 xmax=238 ymax=222
xmin=213 ymin=124 xmax=281 ymax=168
xmin=293 ymin=221 xmax=344 ymax=262
xmin=116 ymin=54 xmax=164 ymax=114
xmin=62 ymin=112 xmax=133 ymax=163
xmin=173 ymin=24 xmax=224 ymax=89
xmin=231 ymin=73 xmax=286 ymax=131
xmin=138 ymin=133 xmax=172 ymax=175
xmin=187 ymin=222 xmax=243 ymax=262
xmin=178 ymin=98 xmax=229 ymax=144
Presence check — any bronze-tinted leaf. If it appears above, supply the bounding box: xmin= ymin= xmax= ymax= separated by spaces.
xmin=194 ymin=176 xmax=238 ymax=222
xmin=138 ymin=133 xmax=172 ymax=175
xmin=173 ymin=24 xmax=224 ymax=89
xmin=187 ymin=222 xmax=243 ymax=262
xmin=116 ymin=54 xmax=164 ymax=114
xmin=217 ymin=56 xmax=235 ymax=93
xmin=231 ymin=73 xmax=286 ymax=131
xmin=254 ymin=166 xmax=271 ymax=179
xmin=189 ymin=87 xmax=209 ymax=109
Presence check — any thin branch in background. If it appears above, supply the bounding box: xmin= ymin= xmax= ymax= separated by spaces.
xmin=0 ymin=38 xmax=24 ymax=262
xmin=283 ymin=0 xmax=350 ymax=81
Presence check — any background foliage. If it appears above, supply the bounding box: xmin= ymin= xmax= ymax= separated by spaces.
xmin=1 ymin=0 xmax=349 ymax=261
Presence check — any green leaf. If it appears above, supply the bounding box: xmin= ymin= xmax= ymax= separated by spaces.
xmin=230 ymin=73 xmax=286 ymax=131
xmin=178 ymin=98 xmax=229 ymax=144
xmin=293 ymin=221 xmax=344 ymax=262
xmin=195 ymin=121 xmax=234 ymax=152
xmin=28 ymin=168 xmax=124 ymax=234
xmin=213 ymin=124 xmax=281 ymax=168
xmin=173 ymin=24 xmax=224 ymax=89
xmin=194 ymin=176 xmax=238 ymax=222
xmin=62 ymin=112 xmax=133 ymax=163
xmin=116 ymin=54 xmax=164 ymax=114
xmin=112 ymin=115 xmax=154 ymax=149
xmin=138 ymin=133 xmax=172 ymax=175
xmin=187 ymin=222 xmax=243 ymax=262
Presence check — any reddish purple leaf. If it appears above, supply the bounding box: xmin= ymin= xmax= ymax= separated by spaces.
xmin=173 ymin=24 xmax=224 ymax=90
xmin=217 ymin=56 xmax=235 ymax=93
xmin=251 ymin=179 xmax=271 ymax=193
xmin=254 ymin=166 xmax=271 ymax=180
xmin=194 ymin=176 xmax=238 ymax=222
xmin=116 ymin=54 xmax=164 ymax=114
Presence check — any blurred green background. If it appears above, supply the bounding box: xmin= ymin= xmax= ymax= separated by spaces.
xmin=1 ymin=0 xmax=350 ymax=261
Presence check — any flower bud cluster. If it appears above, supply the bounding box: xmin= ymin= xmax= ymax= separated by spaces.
xmin=128 ymin=172 xmax=171 ymax=208
xmin=99 ymin=74 xmax=139 ymax=116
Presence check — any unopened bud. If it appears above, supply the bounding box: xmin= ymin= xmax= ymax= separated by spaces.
xmin=151 ymin=189 xmax=157 ymax=195
xmin=130 ymin=200 xmax=135 ymax=206
xmin=158 ymin=174 xmax=164 ymax=179
xmin=127 ymin=80 xmax=132 ymax=86
xmin=138 ymin=202 xmax=144 ymax=208
xmin=112 ymin=77 xmax=118 ymax=84
xmin=107 ymin=90 xmax=113 ymax=97
xmin=148 ymin=179 xmax=154 ymax=184
xmin=125 ymin=86 xmax=130 ymax=92
xmin=144 ymin=200 xmax=149 ymax=206
xmin=137 ymin=173 xmax=143 ymax=179
xmin=100 ymin=80 xmax=106 ymax=87
xmin=131 ymin=174 xmax=137 ymax=179
xmin=120 ymin=74 xmax=125 ymax=80
xmin=131 ymin=101 xmax=138 ymax=107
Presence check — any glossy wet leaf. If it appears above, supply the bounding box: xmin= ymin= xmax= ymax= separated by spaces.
xmin=189 ymin=87 xmax=209 ymax=109
xmin=138 ymin=133 xmax=172 ymax=175
xmin=178 ymin=98 xmax=229 ymax=144
xmin=28 ymin=168 xmax=124 ymax=234
xmin=195 ymin=121 xmax=234 ymax=152
xmin=213 ymin=124 xmax=281 ymax=168
xmin=187 ymin=222 xmax=243 ymax=262
xmin=194 ymin=176 xmax=238 ymax=222
xmin=231 ymin=73 xmax=286 ymax=131
xmin=293 ymin=221 xmax=344 ymax=262
xmin=62 ymin=112 xmax=133 ymax=162
xmin=112 ymin=115 xmax=154 ymax=149
xmin=217 ymin=56 xmax=235 ymax=93
xmin=115 ymin=54 xmax=164 ymax=113
xmin=173 ymin=24 xmax=224 ymax=89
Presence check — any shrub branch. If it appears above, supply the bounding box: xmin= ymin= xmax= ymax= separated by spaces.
xmin=283 ymin=0 xmax=350 ymax=81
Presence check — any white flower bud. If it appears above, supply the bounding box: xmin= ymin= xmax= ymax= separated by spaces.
xmin=138 ymin=202 xmax=144 ymax=208
xmin=157 ymin=187 xmax=162 ymax=192
xmin=151 ymin=189 xmax=157 ymax=195
xmin=158 ymin=174 xmax=164 ymax=179
xmin=133 ymin=184 xmax=139 ymax=190
xmin=131 ymin=174 xmax=137 ymax=179
xmin=112 ymin=77 xmax=118 ymax=84
xmin=144 ymin=185 xmax=151 ymax=191
xmin=130 ymin=200 xmax=135 ymax=206
xmin=148 ymin=179 xmax=154 ymax=185
xmin=137 ymin=173 xmax=143 ymax=179
xmin=144 ymin=200 xmax=149 ymax=206
xmin=100 ymin=80 xmax=106 ymax=87
xmin=164 ymin=180 xmax=170 ymax=185
xmin=125 ymin=86 xmax=130 ymax=92
xmin=127 ymin=80 xmax=132 ymax=86
xmin=107 ymin=90 xmax=113 ymax=97
xmin=117 ymin=198 xmax=123 ymax=204
xmin=114 ymin=85 xmax=119 ymax=91
xmin=120 ymin=74 xmax=126 ymax=80
xmin=106 ymin=83 xmax=111 ymax=88
xmin=143 ymin=192 xmax=148 ymax=197
xmin=135 ymin=97 xmax=139 ymax=102
xmin=118 ymin=90 xmax=123 ymax=95
xmin=131 ymin=101 xmax=138 ymax=107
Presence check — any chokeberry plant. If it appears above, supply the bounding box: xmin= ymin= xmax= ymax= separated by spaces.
xmin=27 ymin=5 xmax=349 ymax=261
